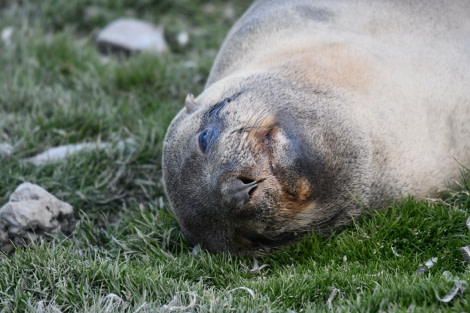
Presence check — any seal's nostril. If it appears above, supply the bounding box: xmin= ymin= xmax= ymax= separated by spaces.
xmin=240 ymin=177 xmax=255 ymax=185
xmin=248 ymin=185 xmax=257 ymax=197
xmin=222 ymin=177 xmax=258 ymax=209
xmin=238 ymin=177 xmax=258 ymax=198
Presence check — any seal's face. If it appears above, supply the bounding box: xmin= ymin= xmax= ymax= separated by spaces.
xmin=163 ymin=74 xmax=366 ymax=254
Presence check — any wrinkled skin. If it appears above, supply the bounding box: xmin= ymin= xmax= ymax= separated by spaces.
xmin=162 ymin=0 xmax=470 ymax=254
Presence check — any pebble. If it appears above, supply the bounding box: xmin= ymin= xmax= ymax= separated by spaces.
xmin=96 ymin=18 xmax=168 ymax=55
xmin=26 ymin=139 xmax=135 ymax=165
xmin=0 ymin=143 xmax=12 ymax=157
xmin=176 ymin=31 xmax=189 ymax=47
xmin=1 ymin=26 xmax=13 ymax=46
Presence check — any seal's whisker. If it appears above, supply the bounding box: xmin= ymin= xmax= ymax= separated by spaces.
xmin=257 ymin=175 xmax=275 ymax=183
xmin=235 ymin=106 xmax=265 ymax=152
xmin=239 ymin=106 xmax=270 ymax=153
xmin=250 ymin=107 xmax=272 ymax=148
xmin=232 ymin=104 xmax=271 ymax=161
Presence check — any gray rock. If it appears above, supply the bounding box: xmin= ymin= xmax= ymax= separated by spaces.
xmin=0 ymin=183 xmax=75 ymax=253
xmin=96 ymin=18 xmax=168 ymax=55
xmin=26 ymin=139 xmax=136 ymax=165
xmin=0 ymin=142 xmax=12 ymax=157
xmin=176 ymin=31 xmax=189 ymax=47
xmin=26 ymin=142 xmax=104 ymax=165
xmin=1 ymin=26 xmax=13 ymax=46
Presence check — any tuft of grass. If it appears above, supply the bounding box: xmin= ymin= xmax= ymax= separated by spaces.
xmin=0 ymin=1 xmax=469 ymax=312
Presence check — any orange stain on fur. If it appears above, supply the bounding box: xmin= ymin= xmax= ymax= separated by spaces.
xmin=243 ymin=116 xmax=278 ymax=154
xmin=278 ymin=177 xmax=314 ymax=217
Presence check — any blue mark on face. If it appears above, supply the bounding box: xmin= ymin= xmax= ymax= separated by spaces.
xmin=198 ymin=93 xmax=240 ymax=154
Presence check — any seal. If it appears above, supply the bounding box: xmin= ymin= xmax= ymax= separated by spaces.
xmin=162 ymin=0 xmax=470 ymax=254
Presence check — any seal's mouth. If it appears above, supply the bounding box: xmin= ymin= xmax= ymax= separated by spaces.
xmin=232 ymin=226 xmax=308 ymax=254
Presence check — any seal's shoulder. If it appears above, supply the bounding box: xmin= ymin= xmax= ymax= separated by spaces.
xmin=207 ymin=0 xmax=470 ymax=86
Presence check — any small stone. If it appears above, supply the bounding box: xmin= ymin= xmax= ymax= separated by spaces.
xmin=425 ymin=257 xmax=438 ymax=268
xmin=0 ymin=143 xmax=12 ymax=157
xmin=1 ymin=26 xmax=13 ymax=46
xmin=460 ymin=245 xmax=470 ymax=261
xmin=192 ymin=244 xmax=200 ymax=256
xmin=202 ymin=3 xmax=217 ymax=14
xmin=26 ymin=139 xmax=135 ymax=165
xmin=26 ymin=142 xmax=103 ymax=165
xmin=223 ymin=4 xmax=236 ymax=21
xmin=176 ymin=31 xmax=189 ymax=47
xmin=96 ymin=18 xmax=168 ymax=56
xmin=0 ymin=183 xmax=75 ymax=253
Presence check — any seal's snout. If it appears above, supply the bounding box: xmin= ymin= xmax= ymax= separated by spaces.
xmin=221 ymin=177 xmax=258 ymax=211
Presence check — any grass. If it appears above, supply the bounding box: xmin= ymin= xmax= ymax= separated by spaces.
xmin=0 ymin=0 xmax=469 ymax=312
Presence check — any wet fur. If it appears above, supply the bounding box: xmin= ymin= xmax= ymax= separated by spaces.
xmin=163 ymin=0 xmax=470 ymax=253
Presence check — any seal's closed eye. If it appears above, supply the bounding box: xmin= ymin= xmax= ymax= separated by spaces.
xmin=198 ymin=129 xmax=209 ymax=153
xmin=198 ymin=127 xmax=218 ymax=154
xmin=197 ymin=95 xmax=241 ymax=154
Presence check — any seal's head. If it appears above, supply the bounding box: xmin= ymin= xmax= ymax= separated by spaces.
xmin=162 ymin=73 xmax=370 ymax=254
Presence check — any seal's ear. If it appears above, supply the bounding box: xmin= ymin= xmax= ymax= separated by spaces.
xmin=185 ymin=93 xmax=199 ymax=114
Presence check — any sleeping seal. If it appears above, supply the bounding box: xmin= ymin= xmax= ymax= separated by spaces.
xmin=162 ymin=0 xmax=470 ymax=254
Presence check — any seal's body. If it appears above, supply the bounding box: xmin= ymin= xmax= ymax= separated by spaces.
xmin=163 ymin=0 xmax=470 ymax=253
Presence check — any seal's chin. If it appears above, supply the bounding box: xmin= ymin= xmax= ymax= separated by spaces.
xmin=231 ymin=227 xmax=308 ymax=254
xmin=193 ymin=177 xmax=314 ymax=254
xmin=178 ymin=169 xmax=311 ymax=254
xmin=186 ymin=222 xmax=307 ymax=255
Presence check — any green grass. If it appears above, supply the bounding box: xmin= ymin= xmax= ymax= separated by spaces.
xmin=0 ymin=1 xmax=469 ymax=312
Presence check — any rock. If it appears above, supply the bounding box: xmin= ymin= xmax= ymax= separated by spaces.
xmin=96 ymin=18 xmax=168 ymax=56
xmin=461 ymin=245 xmax=470 ymax=262
xmin=26 ymin=142 xmax=104 ymax=165
xmin=26 ymin=139 xmax=135 ymax=165
xmin=176 ymin=31 xmax=189 ymax=47
xmin=223 ymin=4 xmax=236 ymax=21
xmin=0 ymin=142 xmax=12 ymax=157
xmin=0 ymin=183 xmax=75 ymax=253
xmin=1 ymin=26 xmax=13 ymax=46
